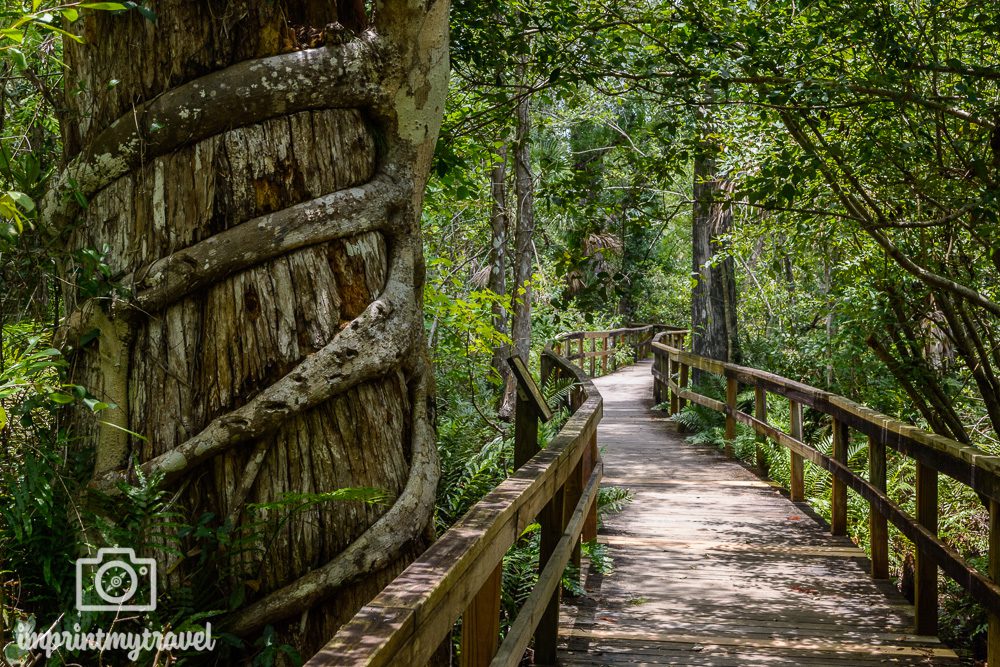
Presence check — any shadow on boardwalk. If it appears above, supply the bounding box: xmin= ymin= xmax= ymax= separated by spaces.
xmin=558 ymin=360 xmax=960 ymax=666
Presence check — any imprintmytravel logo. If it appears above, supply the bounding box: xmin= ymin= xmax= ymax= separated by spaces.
xmin=7 ymin=548 xmax=216 ymax=662
xmin=76 ymin=547 xmax=157 ymax=612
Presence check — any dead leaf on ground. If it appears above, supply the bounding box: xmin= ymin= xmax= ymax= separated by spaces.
xmin=790 ymin=584 xmax=819 ymax=595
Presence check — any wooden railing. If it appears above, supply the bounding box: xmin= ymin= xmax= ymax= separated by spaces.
xmin=305 ymin=344 xmax=603 ymax=666
xmin=651 ymin=333 xmax=1000 ymax=663
xmin=552 ymin=324 xmax=688 ymax=377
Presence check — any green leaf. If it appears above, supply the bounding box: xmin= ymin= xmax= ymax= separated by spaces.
xmin=131 ymin=3 xmax=157 ymax=22
xmin=7 ymin=191 xmax=35 ymax=213
xmin=0 ymin=28 xmax=24 ymax=44
xmin=0 ymin=404 xmax=6 ymax=431
xmin=99 ymin=420 xmax=148 ymax=440
xmin=34 ymin=22 xmax=84 ymax=43
xmin=83 ymin=397 xmax=111 ymax=412
xmin=62 ymin=8 xmax=80 ymax=22
xmin=8 ymin=48 xmax=26 ymax=71
xmin=49 ymin=392 xmax=75 ymax=404
xmin=4 ymin=639 xmax=27 ymax=662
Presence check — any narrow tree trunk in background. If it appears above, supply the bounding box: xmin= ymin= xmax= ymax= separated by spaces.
xmin=51 ymin=1 xmax=448 ymax=658
xmin=489 ymin=146 xmax=512 ymax=397
xmin=823 ymin=256 xmax=835 ymax=386
xmin=691 ymin=100 xmax=741 ymax=381
xmin=506 ymin=73 xmax=535 ymax=409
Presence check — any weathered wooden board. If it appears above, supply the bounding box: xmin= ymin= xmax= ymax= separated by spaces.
xmin=559 ymin=361 xmax=960 ymax=666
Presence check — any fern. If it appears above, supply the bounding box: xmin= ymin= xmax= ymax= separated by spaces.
xmin=598 ymin=486 xmax=633 ymax=516
xmin=542 ymin=375 xmax=576 ymax=409
xmin=248 ymin=487 xmax=389 ymax=514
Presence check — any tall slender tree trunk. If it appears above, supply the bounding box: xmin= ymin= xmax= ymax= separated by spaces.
xmin=506 ymin=75 xmax=535 ymax=410
xmin=489 ymin=145 xmax=511 ymax=391
xmin=49 ymin=0 xmax=448 ymax=657
xmin=691 ymin=100 xmax=741 ymax=376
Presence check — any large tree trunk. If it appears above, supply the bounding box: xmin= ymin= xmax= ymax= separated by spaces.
xmin=691 ymin=103 xmax=741 ymax=373
xmin=48 ymin=0 xmax=447 ymax=657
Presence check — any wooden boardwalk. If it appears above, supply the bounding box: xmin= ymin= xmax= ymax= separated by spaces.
xmin=558 ymin=360 xmax=960 ymax=666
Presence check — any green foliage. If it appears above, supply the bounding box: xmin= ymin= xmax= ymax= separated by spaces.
xmin=2 ymin=0 xmax=997 ymax=660
xmin=597 ymin=486 xmax=632 ymax=518
xmin=249 ymin=487 xmax=389 ymax=515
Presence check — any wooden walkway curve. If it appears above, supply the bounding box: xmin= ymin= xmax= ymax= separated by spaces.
xmin=559 ymin=360 xmax=960 ymax=666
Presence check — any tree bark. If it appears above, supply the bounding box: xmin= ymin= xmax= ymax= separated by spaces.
xmin=505 ymin=74 xmax=535 ymax=412
xmin=489 ymin=145 xmax=511 ymax=392
xmin=691 ymin=103 xmax=741 ymax=376
xmin=51 ymin=0 xmax=448 ymax=657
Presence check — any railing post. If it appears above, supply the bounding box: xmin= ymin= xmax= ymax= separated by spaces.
xmin=669 ymin=355 xmax=679 ymax=415
xmin=563 ymin=430 xmax=598 ymax=588
xmin=754 ymin=385 xmax=767 ymax=474
xmin=505 ymin=355 xmax=560 ymax=664
xmin=589 ymin=337 xmax=596 ymax=377
xmin=678 ymin=361 xmax=688 ymax=411
xmin=535 ymin=485 xmax=565 ymax=666
xmin=463 ymin=358 xmax=551 ymax=667
xmin=601 ymin=336 xmax=609 ymax=375
xmin=789 ymin=400 xmax=804 ymax=501
xmin=868 ymin=434 xmax=889 ymax=579
xmin=563 ymin=438 xmax=585 ymax=576
xmin=540 ymin=352 xmax=554 ymax=390
xmin=460 ymin=563 xmax=502 ymax=667
xmin=831 ymin=418 xmax=848 ymax=536
xmin=724 ymin=374 xmax=736 ymax=458
xmin=583 ymin=430 xmax=598 ymax=542
xmin=989 ymin=499 xmax=1000 ymax=666
xmin=915 ymin=463 xmax=938 ymax=635
xmin=514 ymin=384 xmax=540 ymax=469
xmin=653 ymin=351 xmax=664 ymax=405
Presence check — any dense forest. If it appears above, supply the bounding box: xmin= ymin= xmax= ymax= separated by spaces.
xmin=0 ymin=0 xmax=998 ymax=665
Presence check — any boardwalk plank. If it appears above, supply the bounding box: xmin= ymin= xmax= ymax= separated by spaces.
xmin=559 ymin=360 xmax=960 ymax=666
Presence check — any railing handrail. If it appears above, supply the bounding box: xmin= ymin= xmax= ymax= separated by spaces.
xmin=551 ymin=323 xmax=689 ymax=377
xmin=650 ymin=337 xmax=1000 ymax=646
xmin=651 ymin=337 xmax=1000 ymax=499
xmin=305 ymin=344 xmax=605 ymax=666
xmin=552 ymin=323 xmax=688 ymax=341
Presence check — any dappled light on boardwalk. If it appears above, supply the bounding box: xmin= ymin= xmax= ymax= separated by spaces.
xmin=559 ymin=360 xmax=958 ymax=666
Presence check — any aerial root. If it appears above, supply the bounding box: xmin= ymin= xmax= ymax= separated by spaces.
xmin=41 ymin=32 xmax=388 ymax=232
xmin=224 ymin=364 xmax=439 ymax=637
xmin=88 ymin=242 xmax=420 ymax=495
xmin=57 ymin=174 xmax=402 ymax=350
